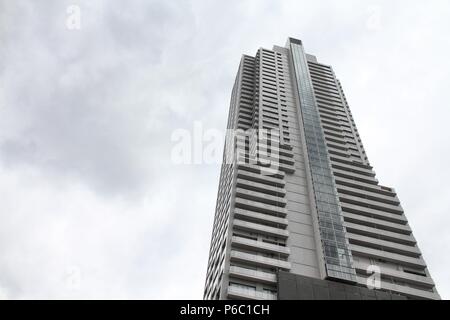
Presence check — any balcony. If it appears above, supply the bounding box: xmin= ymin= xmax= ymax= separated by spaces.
xmin=227 ymin=285 xmax=277 ymax=300
xmin=234 ymin=198 xmax=287 ymax=217
xmin=235 ymin=187 xmax=287 ymax=207
xmin=236 ymin=169 xmax=285 ymax=187
xmin=347 ymin=233 xmax=421 ymax=257
xmin=332 ymin=168 xmax=379 ymax=185
xmin=229 ymin=266 xmax=277 ymax=284
xmin=237 ymin=155 xmax=295 ymax=174
xmin=343 ymin=212 xmax=412 ymax=235
xmin=331 ymin=162 xmax=376 ymax=177
xmin=353 ymin=261 xmax=435 ymax=288
xmin=349 ymin=244 xmax=426 ymax=269
xmin=231 ymin=236 xmax=290 ymax=256
xmin=235 ymin=178 xmax=286 ymax=197
xmin=341 ymin=203 xmax=407 ymax=225
xmin=344 ymin=221 xmax=416 ymax=245
xmin=233 ymin=219 xmax=289 ymax=238
xmin=236 ymin=163 xmax=285 ymax=179
xmin=230 ymin=250 xmax=291 ymax=270
xmin=257 ymin=144 xmax=294 ymax=157
xmin=234 ymin=208 xmax=288 ymax=227
xmin=334 ymin=176 xmax=396 ymax=197
xmin=336 ymin=184 xmax=400 ymax=206
xmin=258 ymin=159 xmax=295 ymax=174
xmin=339 ymin=193 xmax=404 ymax=215
xmin=258 ymin=151 xmax=295 ymax=166
xmin=354 ymin=276 xmax=440 ymax=300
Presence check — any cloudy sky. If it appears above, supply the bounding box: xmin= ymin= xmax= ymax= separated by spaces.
xmin=0 ymin=0 xmax=449 ymax=299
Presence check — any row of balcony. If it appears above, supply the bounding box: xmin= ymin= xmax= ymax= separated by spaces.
xmin=336 ymin=184 xmax=400 ymax=206
xmin=236 ymin=169 xmax=285 ymax=188
xmin=352 ymin=261 xmax=434 ymax=289
xmin=233 ymin=219 xmax=289 ymax=239
xmin=234 ymin=208 xmax=288 ymax=227
xmin=343 ymin=212 xmax=412 ymax=235
xmin=341 ymin=202 xmax=408 ymax=225
xmin=331 ymin=162 xmax=376 ymax=178
xmin=234 ymin=198 xmax=287 ymax=217
xmin=353 ymin=275 xmax=440 ymax=300
xmin=237 ymin=155 xmax=295 ymax=174
xmin=339 ymin=193 xmax=404 ymax=215
xmin=231 ymin=235 xmax=290 ymax=256
xmin=236 ymin=178 xmax=286 ymax=197
xmin=349 ymin=244 xmax=426 ymax=269
xmin=334 ymin=175 xmax=397 ymax=198
xmin=230 ymin=250 xmax=291 ymax=270
xmin=229 ymin=266 xmax=277 ymax=284
xmin=346 ymin=232 xmax=421 ymax=258
xmin=344 ymin=221 xmax=416 ymax=246
xmin=235 ymin=187 xmax=286 ymax=207
xmin=227 ymin=285 xmax=277 ymax=300
xmin=237 ymin=163 xmax=285 ymax=179
xmin=333 ymin=168 xmax=379 ymax=185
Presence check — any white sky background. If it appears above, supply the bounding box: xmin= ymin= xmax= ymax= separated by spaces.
xmin=0 ymin=0 xmax=449 ymax=299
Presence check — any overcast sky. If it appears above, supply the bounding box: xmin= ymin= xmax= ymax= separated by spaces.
xmin=0 ymin=0 xmax=449 ymax=299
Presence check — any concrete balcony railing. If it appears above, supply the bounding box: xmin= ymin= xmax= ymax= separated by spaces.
xmin=227 ymin=285 xmax=277 ymax=300
xmin=257 ymin=151 xmax=295 ymax=166
xmin=354 ymin=276 xmax=440 ymax=300
xmin=233 ymin=219 xmax=289 ymax=238
xmin=336 ymin=184 xmax=400 ymax=206
xmin=334 ymin=176 xmax=396 ymax=197
xmin=341 ymin=203 xmax=407 ymax=225
xmin=235 ymin=187 xmax=286 ymax=207
xmin=331 ymin=162 xmax=376 ymax=178
xmin=326 ymin=141 xmax=350 ymax=153
xmin=235 ymin=178 xmax=286 ymax=197
xmin=343 ymin=212 xmax=412 ymax=235
xmin=339 ymin=194 xmax=404 ymax=215
xmin=231 ymin=236 xmax=290 ymax=256
xmin=353 ymin=262 xmax=435 ymax=288
xmin=236 ymin=170 xmax=285 ymax=188
xmin=236 ymin=156 xmax=295 ymax=174
xmin=234 ymin=198 xmax=287 ymax=217
xmin=236 ymin=163 xmax=285 ymax=179
xmin=328 ymin=154 xmax=373 ymax=170
xmin=318 ymin=103 xmax=345 ymax=115
xmin=255 ymin=157 xmax=295 ymax=174
xmin=333 ymin=168 xmax=379 ymax=185
xmin=256 ymin=142 xmax=294 ymax=157
xmin=349 ymin=244 xmax=426 ymax=269
xmin=344 ymin=221 xmax=416 ymax=246
xmin=347 ymin=233 xmax=421 ymax=257
xmin=234 ymin=208 xmax=288 ymax=227
xmin=230 ymin=250 xmax=291 ymax=270
xmin=229 ymin=266 xmax=277 ymax=284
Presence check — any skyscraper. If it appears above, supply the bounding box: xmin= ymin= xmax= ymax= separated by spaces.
xmin=203 ymin=38 xmax=439 ymax=300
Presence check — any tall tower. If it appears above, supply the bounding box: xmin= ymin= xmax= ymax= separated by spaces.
xmin=203 ymin=38 xmax=439 ymax=300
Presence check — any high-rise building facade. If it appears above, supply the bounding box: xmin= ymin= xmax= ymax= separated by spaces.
xmin=203 ymin=38 xmax=439 ymax=300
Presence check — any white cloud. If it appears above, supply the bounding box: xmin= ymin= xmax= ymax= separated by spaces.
xmin=0 ymin=0 xmax=449 ymax=299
